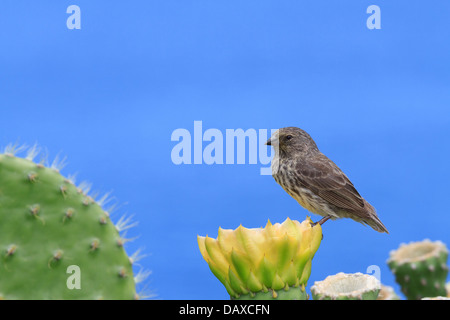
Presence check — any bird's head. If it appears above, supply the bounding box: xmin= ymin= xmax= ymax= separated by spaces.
xmin=266 ymin=127 xmax=319 ymax=157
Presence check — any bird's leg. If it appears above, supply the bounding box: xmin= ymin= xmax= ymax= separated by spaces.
xmin=310 ymin=216 xmax=331 ymax=241
xmin=317 ymin=215 xmax=331 ymax=226
xmin=310 ymin=215 xmax=331 ymax=227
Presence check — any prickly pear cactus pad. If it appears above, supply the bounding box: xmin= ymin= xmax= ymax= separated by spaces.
xmin=0 ymin=149 xmax=140 ymax=299
xmin=197 ymin=217 xmax=322 ymax=300
xmin=310 ymin=272 xmax=381 ymax=300
xmin=387 ymin=239 xmax=449 ymax=300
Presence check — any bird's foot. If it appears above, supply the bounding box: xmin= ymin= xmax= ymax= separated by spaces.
xmin=310 ymin=216 xmax=331 ymax=240
xmin=315 ymin=215 xmax=332 ymax=226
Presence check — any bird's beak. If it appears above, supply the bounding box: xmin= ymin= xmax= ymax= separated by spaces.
xmin=265 ymin=138 xmax=271 ymax=146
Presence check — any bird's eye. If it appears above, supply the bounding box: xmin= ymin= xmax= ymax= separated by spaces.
xmin=286 ymin=135 xmax=293 ymax=141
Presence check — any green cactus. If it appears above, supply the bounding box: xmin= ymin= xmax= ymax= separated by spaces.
xmin=310 ymin=272 xmax=381 ymax=300
xmin=198 ymin=217 xmax=322 ymax=300
xmin=0 ymin=146 xmax=145 ymax=299
xmin=387 ymin=239 xmax=449 ymax=300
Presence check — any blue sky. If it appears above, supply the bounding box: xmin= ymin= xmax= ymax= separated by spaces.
xmin=1 ymin=1 xmax=450 ymax=299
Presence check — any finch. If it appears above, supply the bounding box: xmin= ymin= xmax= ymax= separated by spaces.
xmin=266 ymin=127 xmax=388 ymax=233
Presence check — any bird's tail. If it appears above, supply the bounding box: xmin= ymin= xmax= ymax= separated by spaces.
xmin=363 ymin=200 xmax=389 ymax=234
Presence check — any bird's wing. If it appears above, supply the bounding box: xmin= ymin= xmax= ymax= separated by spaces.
xmin=295 ymin=153 xmax=366 ymax=213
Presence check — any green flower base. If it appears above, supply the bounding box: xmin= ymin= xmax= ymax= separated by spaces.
xmin=231 ymin=286 xmax=308 ymax=300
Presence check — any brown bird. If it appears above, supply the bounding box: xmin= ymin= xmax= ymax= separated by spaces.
xmin=266 ymin=127 xmax=388 ymax=233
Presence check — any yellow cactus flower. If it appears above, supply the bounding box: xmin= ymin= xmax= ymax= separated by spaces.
xmin=197 ymin=217 xmax=322 ymax=300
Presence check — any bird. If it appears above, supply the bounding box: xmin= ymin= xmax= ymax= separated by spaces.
xmin=266 ymin=127 xmax=388 ymax=233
